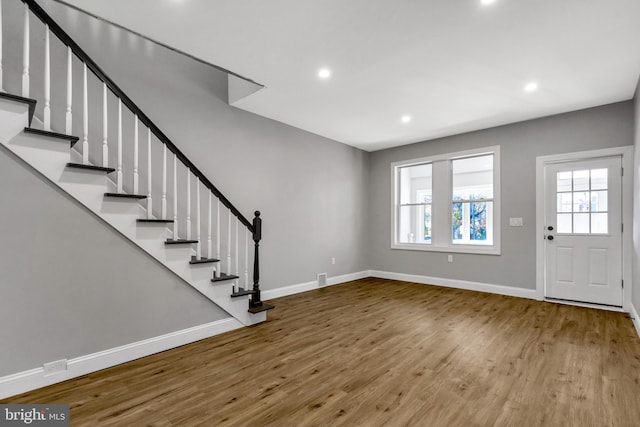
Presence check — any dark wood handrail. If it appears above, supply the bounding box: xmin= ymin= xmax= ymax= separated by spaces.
xmin=23 ymin=0 xmax=254 ymax=232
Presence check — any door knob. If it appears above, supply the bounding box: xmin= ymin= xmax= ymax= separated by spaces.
xmin=547 ymin=235 xmax=554 ymax=241
xmin=547 ymin=226 xmax=554 ymax=231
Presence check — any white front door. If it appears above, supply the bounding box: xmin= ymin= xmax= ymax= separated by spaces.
xmin=544 ymin=156 xmax=623 ymax=307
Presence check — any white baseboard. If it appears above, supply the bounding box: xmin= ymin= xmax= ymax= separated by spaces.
xmin=0 ymin=318 xmax=243 ymax=400
xmin=261 ymin=270 xmax=538 ymax=302
xmin=630 ymin=303 xmax=640 ymax=339
xmin=261 ymin=270 xmax=370 ymax=301
xmin=369 ymin=270 xmax=540 ymax=300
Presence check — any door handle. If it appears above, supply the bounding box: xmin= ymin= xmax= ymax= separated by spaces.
xmin=547 ymin=226 xmax=554 ymax=231
xmin=547 ymin=235 xmax=554 ymax=241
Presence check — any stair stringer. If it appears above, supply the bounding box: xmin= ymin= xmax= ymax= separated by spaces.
xmin=0 ymin=98 xmax=265 ymax=326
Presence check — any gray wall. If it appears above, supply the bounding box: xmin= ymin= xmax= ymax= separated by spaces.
xmin=633 ymin=78 xmax=640 ymax=311
xmin=0 ymin=146 xmax=227 ymax=377
xmin=1 ymin=0 xmax=636 ymax=382
xmin=37 ymin=0 xmax=369 ymax=290
xmin=368 ymin=102 xmax=634 ymax=289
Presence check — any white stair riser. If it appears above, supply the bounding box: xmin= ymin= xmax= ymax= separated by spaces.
xmin=8 ymin=135 xmax=71 ymax=182
xmin=0 ymin=100 xmax=30 ymax=144
xmin=135 ymin=224 xmax=171 ymax=241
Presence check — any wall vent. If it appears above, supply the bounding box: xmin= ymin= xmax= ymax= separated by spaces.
xmin=317 ymin=273 xmax=327 ymax=287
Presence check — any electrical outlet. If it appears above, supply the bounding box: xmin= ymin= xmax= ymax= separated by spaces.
xmin=317 ymin=273 xmax=327 ymax=287
xmin=331 ymin=257 xmax=336 ymax=265
xmin=447 ymin=255 xmax=453 ymax=263
xmin=43 ymin=359 xmax=68 ymax=376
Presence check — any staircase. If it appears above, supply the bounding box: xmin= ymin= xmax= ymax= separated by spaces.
xmin=0 ymin=0 xmax=273 ymax=326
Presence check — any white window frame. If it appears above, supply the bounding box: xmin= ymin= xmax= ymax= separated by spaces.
xmin=391 ymin=145 xmax=501 ymax=255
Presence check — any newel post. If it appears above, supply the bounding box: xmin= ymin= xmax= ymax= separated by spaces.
xmin=250 ymin=211 xmax=263 ymax=307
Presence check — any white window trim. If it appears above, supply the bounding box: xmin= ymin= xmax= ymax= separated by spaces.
xmin=390 ymin=145 xmax=501 ymax=255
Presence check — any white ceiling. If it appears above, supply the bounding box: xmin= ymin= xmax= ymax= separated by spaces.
xmin=59 ymin=0 xmax=640 ymax=151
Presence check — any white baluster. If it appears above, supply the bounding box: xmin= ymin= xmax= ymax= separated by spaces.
xmin=0 ymin=1 xmax=3 ymax=91
xmin=102 ymin=83 xmax=108 ymax=167
xmin=133 ymin=116 xmax=139 ymax=194
xmin=227 ymin=210 xmax=232 ymax=275
xmin=215 ymin=199 xmax=220 ymax=276
xmin=196 ymin=180 xmax=201 ymax=259
xmin=186 ymin=172 xmax=191 ymax=240
xmin=82 ymin=63 xmax=88 ymax=164
xmin=117 ymin=99 xmax=123 ymax=192
xmin=65 ymin=47 xmax=72 ymax=134
xmin=22 ymin=3 xmax=29 ymax=98
xmin=235 ymin=218 xmax=239 ymax=282
xmin=207 ymin=193 xmax=212 ymax=259
xmin=245 ymin=228 xmax=249 ymax=288
xmin=173 ymin=154 xmax=178 ymax=238
xmin=43 ymin=25 xmax=50 ymax=131
xmin=146 ymin=128 xmax=152 ymax=218
xmin=161 ymin=145 xmax=167 ymax=219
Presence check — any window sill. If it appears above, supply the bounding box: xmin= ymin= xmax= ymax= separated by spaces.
xmin=391 ymin=243 xmax=501 ymax=256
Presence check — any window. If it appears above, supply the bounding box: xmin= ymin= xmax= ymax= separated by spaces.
xmin=397 ymin=164 xmax=432 ymax=244
xmin=451 ymin=155 xmax=494 ymax=246
xmin=392 ymin=146 xmax=500 ymax=255
xmin=556 ymin=168 xmax=608 ymax=234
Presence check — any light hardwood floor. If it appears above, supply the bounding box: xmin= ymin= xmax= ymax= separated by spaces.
xmin=3 ymin=278 xmax=640 ymax=426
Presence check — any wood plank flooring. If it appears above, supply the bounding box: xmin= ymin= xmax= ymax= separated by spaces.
xmin=3 ymin=278 xmax=640 ymax=426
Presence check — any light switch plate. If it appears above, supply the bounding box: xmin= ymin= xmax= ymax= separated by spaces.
xmin=509 ymin=217 xmax=523 ymax=227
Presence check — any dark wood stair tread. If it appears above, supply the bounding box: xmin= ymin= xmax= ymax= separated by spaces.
xmin=0 ymin=92 xmax=36 ymax=125
xmin=137 ymin=219 xmax=174 ymax=223
xmin=190 ymin=256 xmax=220 ymax=265
xmin=211 ymin=273 xmax=239 ymax=282
xmin=165 ymin=239 xmax=198 ymax=245
xmin=248 ymin=303 xmax=275 ymax=314
xmin=231 ymin=288 xmax=255 ymax=297
xmin=24 ymin=127 xmax=79 ymax=147
xmin=104 ymin=192 xmax=147 ymax=199
xmin=67 ymin=162 xmax=115 ymax=173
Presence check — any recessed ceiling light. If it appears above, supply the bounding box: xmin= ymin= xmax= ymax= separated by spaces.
xmin=318 ymin=68 xmax=331 ymax=79
xmin=481 ymin=0 xmax=496 ymax=5
xmin=524 ymin=82 xmax=538 ymax=92
xmin=401 ymin=115 xmax=412 ymax=123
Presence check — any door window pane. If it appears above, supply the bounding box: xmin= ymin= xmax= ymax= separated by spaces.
xmin=573 ymin=213 xmax=590 ymax=233
xmin=557 ymin=193 xmax=572 ymax=212
xmin=557 ymin=214 xmax=572 ymax=233
xmin=557 ymin=172 xmax=572 ymax=192
xmin=591 ymin=169 xmax=607 ymax=190
xmin=555 ymin=168 xmax=610 ymax=234
xmin=573 ymin=192 xmax=590 ymax=212
xmin=573 ymin=170 xmax=589 ymax=191
xmin=591 ymin=213 xmax=608 ymax=234
xmin=591 ymin=191 xmax=608 ymax=212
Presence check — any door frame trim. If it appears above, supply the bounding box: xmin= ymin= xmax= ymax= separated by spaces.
xmin=535 ymin=146 xmax=634 ymax=311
